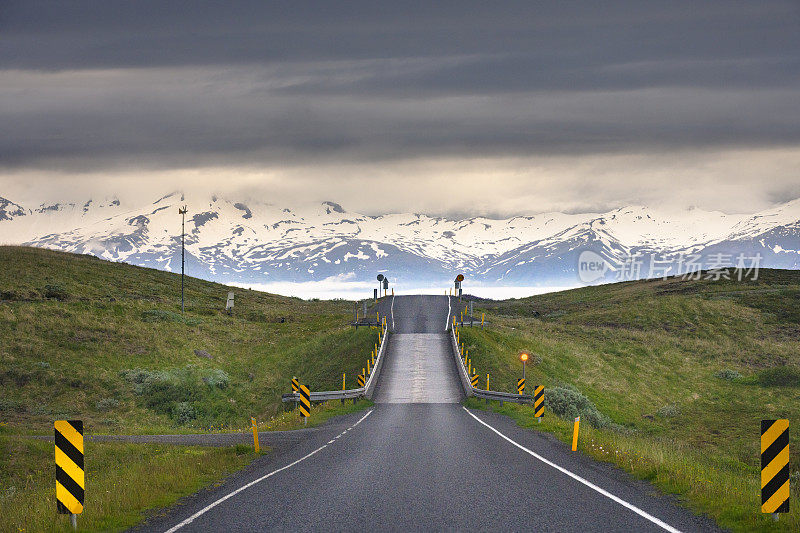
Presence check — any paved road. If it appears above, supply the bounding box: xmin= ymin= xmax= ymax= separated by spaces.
xmin=134 ymin=295 xmax=719 ymax=533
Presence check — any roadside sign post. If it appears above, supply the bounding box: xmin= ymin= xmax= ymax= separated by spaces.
xmin=761 ymin=419 xmax=789 ymax=519
xmin=55 ymin=420 xmax=84 ymax=530
xmin=251 ymin=417 xmax=260 ymax=453
xmin=225 ymin=291 xmax=234 ymax=315
xmin=297 ymin=383 xmax=311 ymax=425
xmin=534 ymin=385 xmax=545 ymax=422
xmin=178 ymin=206 xmax=187 ymax=313
xmin=572 ymin=417 xmax=580 ymax=451
xmin=377 ymin=274 xmax=385 ymax=301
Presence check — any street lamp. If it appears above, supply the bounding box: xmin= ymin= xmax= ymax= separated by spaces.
xmin=520 ymin=352 xmax=529 ymax=380
xmin=178 ymin=205 xmax=187 ymax=313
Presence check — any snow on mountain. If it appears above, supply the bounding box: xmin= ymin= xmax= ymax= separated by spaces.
xmin=1 ymin=192 xmax=799 ymax=287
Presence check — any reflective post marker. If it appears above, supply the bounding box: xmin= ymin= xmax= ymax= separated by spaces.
xmin=251 ymin=417 xmax=260 ymax=453
xmin=572 ymin=417 xmax=580 ymax=451
xmin=761 ymin=419 xmax=789 ymax=518
xmin=297 ymin=383 xmax=311 ymax=425
xmin=55 ymin=420 xmax=83 ymax=529
xmin=342 ymin=373 xmax=346 ymax=404
xmin=534 ymin=385 xmax=545 ymax=422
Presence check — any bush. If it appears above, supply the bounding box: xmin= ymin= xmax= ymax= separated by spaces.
xmin=714 ymin=369 xmax=741 ymax=381
xmin=234 ymin=443 xmax=251 ymax=455
xmin=756 ymin=366 xmax=800 ymax=387
xmin=0 ymin=398 xmax=25 ymax=413
xmin=43 ymin=284 xmax=69 ymax=300
xmin=544 ymin=385 xmax=609 ymax=428
xmin=173 ymin=402 xmax=196 ymax=424
xmin=656 ymin=403 xmax=681 ymax=418
xmin=202 ymin=369 xmax=230 ymax=389
xmin=95 ymin=398 xmax=119 ymax=412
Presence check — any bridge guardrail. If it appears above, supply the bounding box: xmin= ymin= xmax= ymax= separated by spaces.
xmin=282 ymin=320 xmax=390 ymax=404
xmin=450 ymin=319 xmax=532 ymax=405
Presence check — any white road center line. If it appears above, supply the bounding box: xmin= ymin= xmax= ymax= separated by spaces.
xmin=163 ymin=409 xmax=374 ymax=533
xmin=462 ymin=407 xmax=682 ymax=533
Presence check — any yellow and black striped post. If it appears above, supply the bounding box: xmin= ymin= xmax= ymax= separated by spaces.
xmin=357 ymin=373 xmax=365 ymax=387
xmin=470 ymin=372 xmax=479 ymax=387
xmin=291 ymin=377 xmax=299 ymax=392
xmin=534 ymin=385 xmax=544 ymax=421
xmin=55 ymin=420 xmax=84 ymax=523
xmin=517 ymin=377 xmax=526 ymax=394
xmin=298 ymin=383 xmax=311 ymax=424
xmin=761 ymin=419 xmax=789 ymax=516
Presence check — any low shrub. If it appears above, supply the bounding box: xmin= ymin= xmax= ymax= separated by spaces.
xmin=173 ymin=401 xmax=196 ymax=424
xmin=544 ymin=385 xmax=609 ymax=428
xmin=202 ymin=369 xmax=230 ymax=389
xmin=714 ymin=369 xmax=741 ymax=381
xmin=43 ymin=284 xmax=69 ymax=300
xmin=95 ymin=398 xmax=119 ymax=412
xmin=756 ymin=365 xmax=800 ymax=387
xmin=234 ymin=443 xmax=251 ymax=455
xmin=656 ymin=403 xmax=681 ymax=418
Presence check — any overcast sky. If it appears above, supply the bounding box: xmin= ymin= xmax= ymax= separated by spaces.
xmin=1 ymin=1 xmax=799 ymax=216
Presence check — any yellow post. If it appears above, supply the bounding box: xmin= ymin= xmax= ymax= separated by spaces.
xmin=378 ymin=331 xmax=382 ymax=344
xmin=481 ymin=313 xmax=484 ymax=327
xmin=486 ymin=373 xmax=490 ymax=389
xmin=468 ymin=360 xmax=471 ymax=374
xmin=362 ymin=367 xmax=365 ymax=379
xmin=376 ymin=312 xmax=379 ymax=325
xmin=251 ymin=417 xmax=260 ymax=453
xmin=367 ymin=359 xmax=371 ymax=375
xmin=572 ymin=417 xmax=580 ymax=451
xmin=343 ymin=372 xmax=346 ymax=391
xmin=392 ymin=288 xmax=394 ymax=296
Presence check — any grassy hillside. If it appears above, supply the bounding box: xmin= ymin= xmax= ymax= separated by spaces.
xmin=0 ymin=246 xmax=381 ymax=531
xmin=461 ymin=269 xmax=799 ymax=532
xmin=0 ymin=246 xmax=378 ymax=433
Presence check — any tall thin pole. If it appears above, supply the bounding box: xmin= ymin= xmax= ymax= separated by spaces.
xmin=179 ymin=205 xmax=187 ymax=313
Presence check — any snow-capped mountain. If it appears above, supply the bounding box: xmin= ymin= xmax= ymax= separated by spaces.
xmin=1 ymin=192 xmax=799 ymax=287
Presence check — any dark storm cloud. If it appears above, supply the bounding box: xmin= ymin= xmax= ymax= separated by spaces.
xmin=0 ymin=0 xmax=798 ymax=172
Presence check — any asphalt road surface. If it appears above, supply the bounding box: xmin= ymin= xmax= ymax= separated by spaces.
xmin=134 ymin=295 xmax=719 ymax=533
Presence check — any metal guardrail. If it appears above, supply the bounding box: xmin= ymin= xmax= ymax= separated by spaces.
xmin=449 ymin=325 xmax=533 ymax=405
xmin=282 ymin=322 xmax=390 ymax=404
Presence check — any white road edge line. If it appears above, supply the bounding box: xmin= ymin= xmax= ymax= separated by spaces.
xmin=445 ymin=294 xmax=451 ymax=331
xmin=462 ymin=407 xmax=683 ymax=533
xmin=163 ymin=409 xmax=374 ymax=533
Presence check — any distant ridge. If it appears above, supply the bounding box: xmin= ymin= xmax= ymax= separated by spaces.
xmin=1 ymin=193 xmax=798 ymax=286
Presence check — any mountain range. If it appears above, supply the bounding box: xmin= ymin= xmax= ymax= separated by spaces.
xmin=1 ymin=193 xmax=799 ymax=288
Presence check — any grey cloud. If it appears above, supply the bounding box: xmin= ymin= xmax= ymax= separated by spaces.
xmin=0 ymin=0 xmax=798 ymax=199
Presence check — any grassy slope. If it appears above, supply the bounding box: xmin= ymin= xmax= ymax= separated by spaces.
xmin=0 ymin=246 xmax=379 ymax=531
xmin=460 ymin=270 xmax=799 ymax=532
xmin=0 ymin=246 xmax=378 ymax=434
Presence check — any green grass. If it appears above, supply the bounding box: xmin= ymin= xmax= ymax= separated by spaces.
xmin=0 ymin=246 xmax=380 ymax=434
xmin=0 ymin=434 xmax=256 ymax=532
xmin=0 ymin=246 xmax=381 ymax=531
xmin=461 ymin=269 xmax=800 ymax=532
